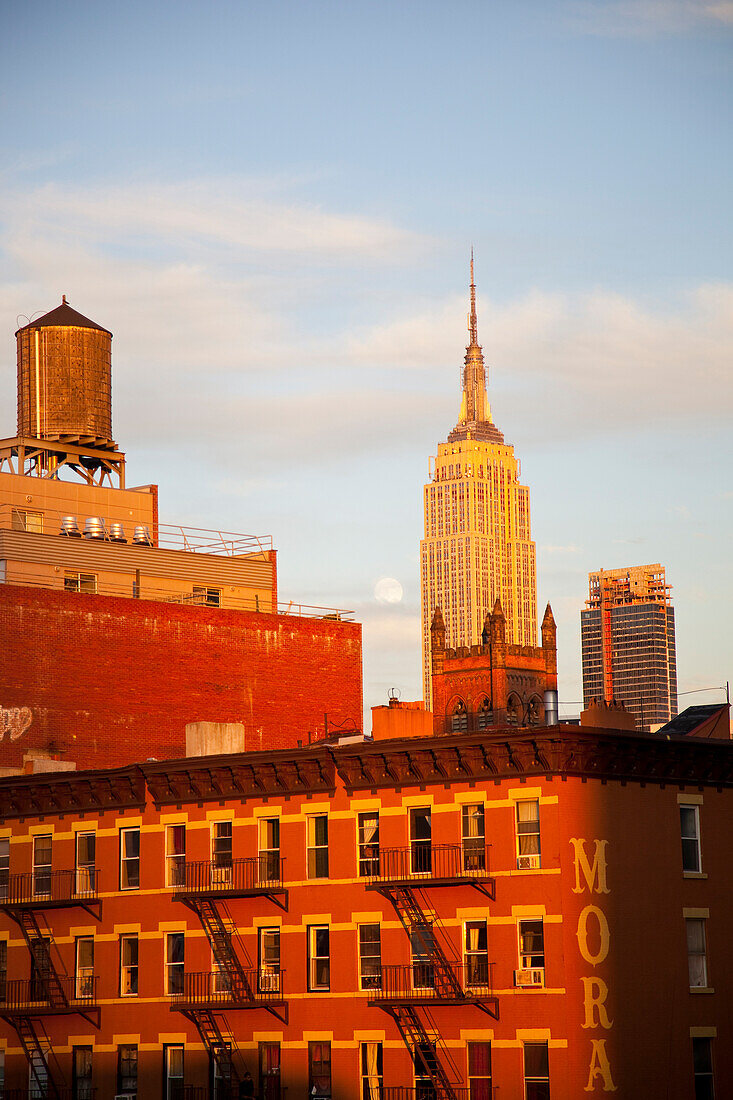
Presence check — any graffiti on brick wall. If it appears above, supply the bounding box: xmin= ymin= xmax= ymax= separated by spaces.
xmin=0 ymin=705 xmax=33 ymax=740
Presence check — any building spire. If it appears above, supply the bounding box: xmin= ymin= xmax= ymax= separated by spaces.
xmin=469 ymin=247 xmax=478 ymax=346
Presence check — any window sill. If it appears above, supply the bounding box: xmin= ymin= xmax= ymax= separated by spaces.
xmin=683 ymin=872 xmax=708 ymax=879
xmin=690 ymin=986 xmax=715 ymax=994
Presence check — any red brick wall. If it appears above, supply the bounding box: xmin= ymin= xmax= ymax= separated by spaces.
xmin=0 ymin=586 xmax=362 ymax=768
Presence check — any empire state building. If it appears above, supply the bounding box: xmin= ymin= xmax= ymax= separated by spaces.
xmin=420 ymin=260 xmax=537 ymax=707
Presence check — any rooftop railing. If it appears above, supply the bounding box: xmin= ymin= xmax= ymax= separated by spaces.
xmin=0 ymin=869 xmax=100 ymax=909
xmin=174 ymin=856 xmax=286 ymax=898
xmin=0 ymin=570 xmax=354 ymax=622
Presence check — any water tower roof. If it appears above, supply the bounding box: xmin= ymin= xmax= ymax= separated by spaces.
xmin=16 ymin=299 xmax=111 ymax=337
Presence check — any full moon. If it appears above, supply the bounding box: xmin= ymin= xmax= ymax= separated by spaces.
xmin=374 ymin=577 xmax=403 ymax=604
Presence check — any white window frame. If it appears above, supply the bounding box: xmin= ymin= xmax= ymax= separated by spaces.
xmin=119 ymin=828 xmax=140 ymax=890
xmin=686 ymin=918 xmax=708 ymax=988
xmin=515 ymin=800 xmax=541 ymax=868
xmin=308 ymin=925 xmax=330 ymax=992
xmin=680 ymin=805 xmax=702 ymax=873
xmin=166 ymin=932 xmax=185 ymax=996
xmin=75 ymin=831 xmax=96 ymax=895
xmin=307 ymin=815 xmax=329 ymax=879
xmin=166 ymin=824 xmax=186 ymax=888
xmin=75 ymin=936 xmax=94 ymax=999
xmin=120 ymin=934 xmax=139 ymax=996
xmin=258 ymin=927 xmax=281 ymax=993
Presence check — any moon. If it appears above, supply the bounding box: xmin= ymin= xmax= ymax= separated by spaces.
xmin=374 ymin=577 xmax=404 ymax=604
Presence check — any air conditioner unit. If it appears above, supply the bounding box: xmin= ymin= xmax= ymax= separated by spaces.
xmin=114 ymin=1094 xmax=136 ymax=1099
xmin=259 ymin=971 xmax=280 ymax=993
xmin=514 ymin=968 xmax=545 ymax=987
xmin=516 ymin=854 xmax=540 ymax=870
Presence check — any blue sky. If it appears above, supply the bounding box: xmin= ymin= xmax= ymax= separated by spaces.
xmin=1 ymin=0 xmax=731 ymax=722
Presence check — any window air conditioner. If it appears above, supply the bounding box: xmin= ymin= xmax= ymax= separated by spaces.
xmin=514 ymin=968 xmax=545 ymax=987
xmin=259 ymin=971 xmax=280 ymax=993
xmin=114 ymin=1095 xmax=136 ymax=1099
xmin=516 ymin=854 xmax=540 ymax=870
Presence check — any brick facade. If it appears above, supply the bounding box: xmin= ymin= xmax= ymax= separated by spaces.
xmin=0 ymin=585 xmax=362 ymax=769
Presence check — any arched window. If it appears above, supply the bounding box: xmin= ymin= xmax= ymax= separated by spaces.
xmin=451 ymin=700 xmax=468 ymax=733
xmin=527 ymin=697 xmax=542 ymax=726
xmin=476 ymin=698 xmax=493 ymax=729
xmin=506 ymin=694 xmax=520 ymax=727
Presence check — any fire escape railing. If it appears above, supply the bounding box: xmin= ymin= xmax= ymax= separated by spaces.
xmin=170 ymin=969 xmax=285 ymax=1009
xmin=1 ymin=869 xmax=101 ymax=909
xmin=174 ymin=856 xmax=285 ymax=899
xmin=364 ymin=844 xmax=494 ymax=893
xmin=367 ymin=963 xmax=493 ymax=1005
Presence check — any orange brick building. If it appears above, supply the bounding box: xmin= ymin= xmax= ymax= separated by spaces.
xmin=0 ymin=300 xmax=362 ymax=771
xmin=0 ymin=715 xmax=730 ymax=1098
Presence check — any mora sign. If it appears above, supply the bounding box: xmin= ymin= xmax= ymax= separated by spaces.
xmin=571 ymin=837 xmax=616 ymax=1092
xmin=0 ymin=705 xmax=33 ymax=740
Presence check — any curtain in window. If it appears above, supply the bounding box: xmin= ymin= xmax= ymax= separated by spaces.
xmin=363 ymin=1042 xmax=381 ymax=1100
xmin=517 ymin=802 xmax=539 ymax=855
xmin=361 ymin=815 xmax=378 ymax=845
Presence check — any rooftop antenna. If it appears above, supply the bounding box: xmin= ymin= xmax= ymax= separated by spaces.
xmin=468 ymin=246 xmax=478 ymax=346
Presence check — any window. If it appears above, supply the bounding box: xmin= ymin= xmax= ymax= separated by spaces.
xmin=410 ymin=923 xmax=435 ymax=989
xmin=414 ymin=1041 xmax=439 ymax=1100
xmin=516 ymin=800 xmax=541 ymax=868
xmin=410 ymin=807 xmax=432 ymax=874
xmin=361 ymin=1041 xmax=383 ymax=1100
xmin=524 ymin=1041 xmax=550 ymax=1100
xmin=192 ymin=585 xmax=221 ymax=607
xmin=307 ymin=815 xmax=329 ymax=878
xmin=117 ymin=1045 xmax=138 ymax=1096
xmin=507 ymin=694 xmax=521 ymax=726
xmin=468 ymin=1042 xmax=492 ymax=1100
xmin=308 ymin=1041 xmax=331 ymax=1099
xmin=64 ymin=572 xmax=97 ymax=594
xmin=12 ymin=509 xmax=44 ymax=533
xmin=166 ymin=932 xmax=185 ymax=995
xmin=120 ymin=828 xmax=140 ymax=890
xmin=358 ymin=812 xmax=380 ymax=877
xmin=30 ymin=1049 xmax=48 ymax=1099
xmin=519 ymin=919 xmax=545 ymax=974
xmin=692 ymin=1037 xmax=714 ymax=1100
xmin=72 ymin=1046 xmax=93 ymax=1100
xmin=75 ymin=937 xmax=94 ymax=999
xmin=359 ymin=924 xmax=382 ymax=990
xmin=30 ymin=938 xmax=50 ymax=1001
xmin=259 ymin=1041 xmax=281 ymax=1100
xmin=120 ymin=934 xmax=139 ymax=996
xmin=259 ymin=928 xmax=281 ymax=994
xmin=686 ymin=919 xmax=708 ymax=988
xmin=75 ymin=832 xmax=96 ymax=895
xmin=166 ymin=825 xmax=186 ymax=887
xmin=258 ymin=817 xmax=280 ymax=883
xmin=451 ymin=699 xmax=468 ymax=732
xmin=0 ymin=837 xmax=9 ymax=900
xmin=308 ymin=925 xmax=330 ymax=991
xmin=33 ymin=834 xmax=52 ymax=896
xmin=680 ymin=806 xmax=702 ymax=872
xmin=465 ymin=921 xmax=489 ymax=987
xmin=462 ymin=804 xmax=485 ymax=871
xmin=476 ymin=697 xmax=493 ymax=729
xmin=164 ymin=1044 xmax=184 ymax=1100
xmin=212 ymin=821 xmax=233 ymax=883
xmin=212 ymin=1045 xmax=232 ymax=1098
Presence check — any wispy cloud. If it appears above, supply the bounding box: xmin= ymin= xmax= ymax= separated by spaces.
xmin=567 ymin=0 xmax=733 ymax=36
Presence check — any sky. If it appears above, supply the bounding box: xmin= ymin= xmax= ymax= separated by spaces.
xmin=1 ymin=0 xmax=731 ymax=724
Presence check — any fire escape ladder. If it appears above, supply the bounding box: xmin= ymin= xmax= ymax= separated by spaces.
xmin=13 ymin=1016 xmax=63 ymax=1100
xmin=391 ymin=1004 xmax=456 ymax=1100
xmin=187 ymin=1008 xmax=242 ymax=1092
xmin=17 ymin=909 xmax=68 ymax=1009
xmin=389 ymin=886 xmax=464 ymax=1000
xmin=191 ymin=898 xmax=254 ymax=1001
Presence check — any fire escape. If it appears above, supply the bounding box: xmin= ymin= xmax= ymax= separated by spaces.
xmin=366 ymin=840 xmax=497 ymax=1100
xmin=172 ymin=856 xmax=287 ymax=1094
xmin=0 ymin=869 xmax=100 ymax=1100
